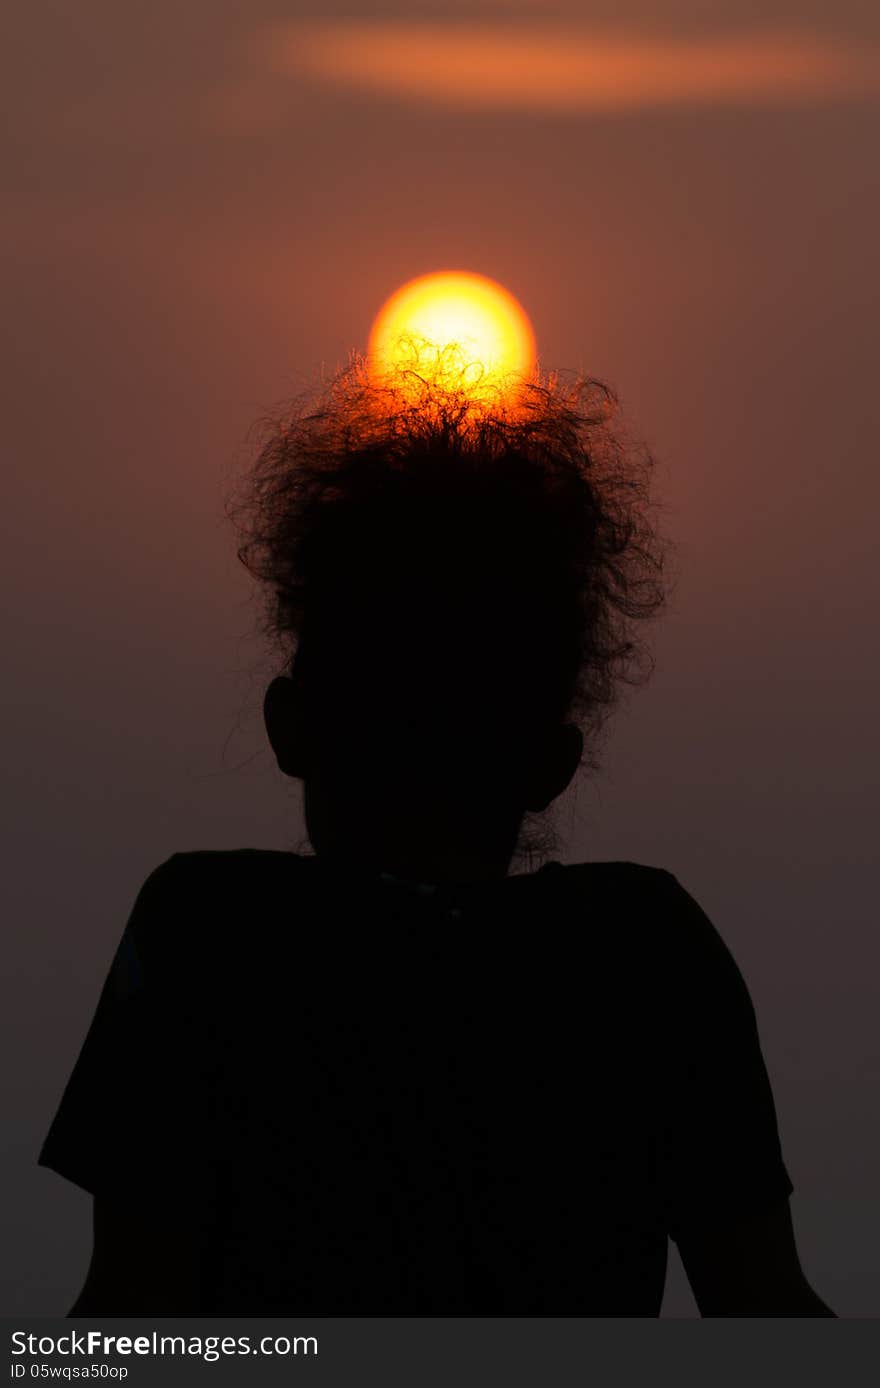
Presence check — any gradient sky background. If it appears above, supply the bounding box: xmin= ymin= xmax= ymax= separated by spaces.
xmin=4 ymin=0 xmax=879 ymax=1315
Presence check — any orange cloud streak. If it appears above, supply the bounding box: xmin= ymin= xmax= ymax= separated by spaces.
xmin=266 ymin=23 xmax=880 ymax=112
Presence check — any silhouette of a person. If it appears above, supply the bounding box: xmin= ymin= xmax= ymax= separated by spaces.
xmin=39 ymin=368 xmax=834 ymax=1314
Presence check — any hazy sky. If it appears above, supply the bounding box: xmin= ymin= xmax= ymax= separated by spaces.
xmin=4 ymin=0 xmax=879 ymax=1315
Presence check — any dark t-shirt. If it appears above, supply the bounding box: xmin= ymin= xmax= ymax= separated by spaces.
xmin=39 ymin=850 xmax=793 ymax=1314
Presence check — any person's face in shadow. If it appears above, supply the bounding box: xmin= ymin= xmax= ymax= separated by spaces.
xmin=263 ymin=577 xmax=583 ymax=883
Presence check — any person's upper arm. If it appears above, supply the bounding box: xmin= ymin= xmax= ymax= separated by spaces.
xmin=676 ymin=1196 xmax=834 ymax=1316
xmin=39 ymin=855 xmax=208 ymax=1312
xmin=68 ymin=1192 xmax=202 ymax=1316
xmin=39 ymin=855 xmax=187 ymax=1195
xmin=654 ymin=872 xmax=833 ymax=1315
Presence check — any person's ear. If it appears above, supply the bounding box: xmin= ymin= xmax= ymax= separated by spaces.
xmin=263 ymin=675 xmax=309 ymax=779
xmin=523 ymin=723 xmax=583 ymax=812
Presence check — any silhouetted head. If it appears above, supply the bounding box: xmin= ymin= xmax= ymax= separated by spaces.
xmin=232 ymin=363 xmax=666 ymax=883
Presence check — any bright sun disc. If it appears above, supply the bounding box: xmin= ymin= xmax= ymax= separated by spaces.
xmin=368 ymin=270 xmax=536 ymax=403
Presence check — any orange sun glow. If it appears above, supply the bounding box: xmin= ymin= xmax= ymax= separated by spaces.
xmin=367 ymin=270 xmax=537 ymax=406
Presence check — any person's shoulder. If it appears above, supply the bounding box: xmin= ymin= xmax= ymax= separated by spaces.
xmin=131 ymin=847 xmax=307 ymax=904
xmin=124 ymin=849 xmax=311 ymax=965
xmin=163 ymin=846 xmax=307 ymax=868
xmin=547 ymin=860 xmax=748 ymax=984
xmin=527 ymin=859 xmax=679 ymax=951
xmin=539 ymin=857 xmax=678 ymax=902
xmin=158 ymin=846 xmax=308 ymax=878
xmin=548 ymin=858 xmax=715 ymax=922
xmin=593 ymin=863 xmax=754 ymax=1015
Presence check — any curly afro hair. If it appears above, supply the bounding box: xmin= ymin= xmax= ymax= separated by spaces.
xmin=229 ymin=358 xmax=668 ymax=783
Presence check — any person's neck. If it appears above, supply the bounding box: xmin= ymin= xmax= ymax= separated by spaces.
xmin=378 ymin=848 xmax=511 ymax=887
xmin=314 ymin=842 xmax=514 ymax=889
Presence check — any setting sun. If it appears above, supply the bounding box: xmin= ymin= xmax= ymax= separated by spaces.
xmin=367 ymin=270 xmax=536 ymax=404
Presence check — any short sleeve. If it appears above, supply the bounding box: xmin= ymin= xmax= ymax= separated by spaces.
xmin=655 ymin=873 xmax=794 ymax=1243
xmin=38 ymin=856 xmax=196 ymax=1200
